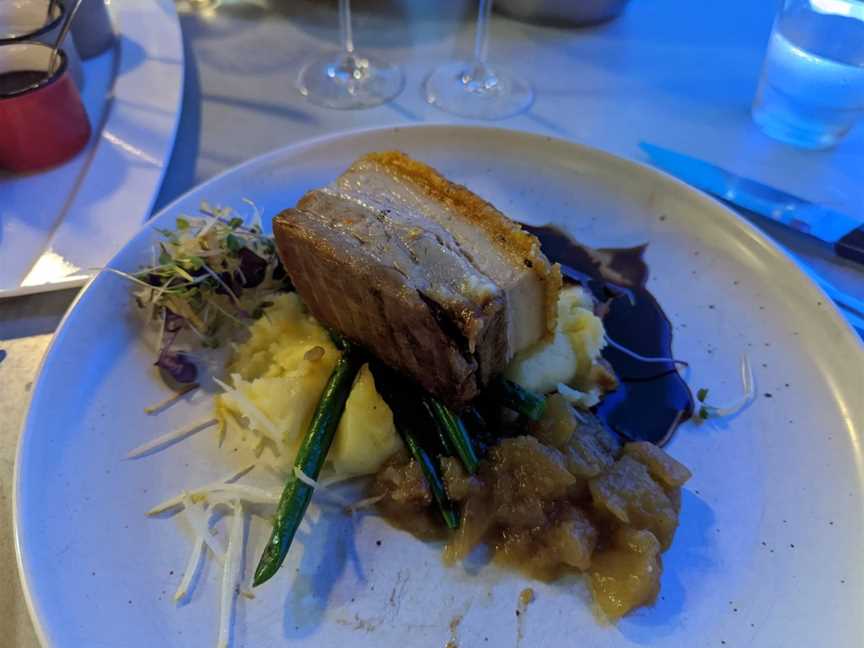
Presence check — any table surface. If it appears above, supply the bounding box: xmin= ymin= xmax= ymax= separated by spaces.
xmin=2 ymin=0 xmax=862 ymax=644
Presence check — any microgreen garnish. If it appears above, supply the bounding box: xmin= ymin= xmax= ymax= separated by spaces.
xmin=693 ymin=356 xmax=755 ymax=420
xmin=120 ymin=202 xmax=290 ymax=385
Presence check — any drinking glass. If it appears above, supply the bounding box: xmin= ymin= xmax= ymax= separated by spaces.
xmin=297 ymin=0 xmax=404 ymax=109
xmin=752 ymin=0 xmax=864 ymax=149
xmin=424 ymin=0 xmax=533 ymax=120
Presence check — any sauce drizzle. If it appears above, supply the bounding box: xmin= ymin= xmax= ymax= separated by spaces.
xmin=525 ymin=224 xmax=694 ymax=445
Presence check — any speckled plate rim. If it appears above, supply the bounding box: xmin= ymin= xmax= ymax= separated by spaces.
xmin=14 ymin=124 xmax=864 ymax=647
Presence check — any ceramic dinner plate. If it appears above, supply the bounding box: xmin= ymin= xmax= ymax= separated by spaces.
xmin=15 ymin=126 xmax=864 ymax=648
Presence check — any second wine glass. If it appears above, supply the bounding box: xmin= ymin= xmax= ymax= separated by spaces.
xmin=424 ymin=0 xmax=533 ymax=120
xmin=297 ymin=0 xmax=404 ymax=110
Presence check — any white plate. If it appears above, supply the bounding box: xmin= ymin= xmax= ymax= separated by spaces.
xmin=0 ymin=0 xmax=183 ymax=299
xmin=15 ymin=126 xmax=864 ymax=647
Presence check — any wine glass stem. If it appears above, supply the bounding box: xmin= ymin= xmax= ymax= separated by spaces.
xmin=339 ymin=0 xmax=355 ymax=56
xmin=471 ymin=0 xmax=494 ymax=77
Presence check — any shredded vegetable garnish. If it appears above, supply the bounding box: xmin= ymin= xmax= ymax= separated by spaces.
xmin=604 ymin=335 xmax=689 ymax=367
xmin=174 ymin=528 xmax=205 ymax=602
xmin=182 ymin=498 xmax=226 ymax=564
xmin=197 ymin=483 xmax=280 ymax=506
xmin=144 ymin=383 xmax=199 ymax=415
xmin=147 ymin=464 xmax=255 ymax=515
xmin=217 ymin=501 xmax=244 ymax=648
xmin=286 ymin=468 xmax=381 ymax=513
xmin=319 ymin=473 xmax=364 ymax=489
xmin=293 ymin=465 xmax=320 ymax=489
xmin=695 ymin=355 xmax=755 ymax=419
xmin=293 ymin=466 xmax=355 ymax=509
xmin=216 ymin=406 xmax=247 ymax=449
xmin=150 ymin=483 xmax=278 ymax=515
xmin=215 ymin=412 xmax=227 ymax=447
xmin=556 ymin=383 xmax=601 ymax=409
xmin=126 ymin=418 xmax=219 ymax=459
xmin=257 ymin=455 xmax=289 ymax=480
xmin=213 ymin=376 xmax=281 ymax=442
xmin=347 ymin=493 xmax=385 ymax=513
xmin=118 ymin=202 xmax=289 ymax=386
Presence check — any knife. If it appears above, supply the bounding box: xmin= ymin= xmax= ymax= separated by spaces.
xmin=639 ymin=142 xmax=864 ymax=266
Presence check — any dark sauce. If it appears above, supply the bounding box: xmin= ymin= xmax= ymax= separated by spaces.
xmin=0 ymin=70 xmax=46 ymax=97
xmin=524 ymin=224 xmax=694 ymax=446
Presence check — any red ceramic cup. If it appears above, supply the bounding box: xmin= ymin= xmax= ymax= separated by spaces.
xmin=0 ymin=41 xmax=91 ymax=173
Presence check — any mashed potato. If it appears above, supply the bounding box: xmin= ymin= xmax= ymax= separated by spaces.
xmin=216 ymin=293 xmax=402 ymax=477
xmin=217 ymin=286 xmax=608 ymax=477
xmin=505 ymin=285 xmax=607 ymax=396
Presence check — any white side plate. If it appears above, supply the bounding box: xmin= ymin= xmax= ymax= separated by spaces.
xmin=0 ymin=0 xmax=183 ymax=298
xmin=16 ymin=126 xmax=864 ymax=647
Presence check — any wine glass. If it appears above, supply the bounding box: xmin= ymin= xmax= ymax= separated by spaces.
xmin=297 ymin=0 xmax=404 ymax=109
xmin=424 ymin=0 xmax=533 ymax=120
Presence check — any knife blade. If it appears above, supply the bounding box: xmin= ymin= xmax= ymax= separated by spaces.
xmin=639 ymin=142 xmax=864 ymax=266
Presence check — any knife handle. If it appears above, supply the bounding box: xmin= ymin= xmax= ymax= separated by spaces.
xmin=835 ymin=226 xmax=864 ymax=265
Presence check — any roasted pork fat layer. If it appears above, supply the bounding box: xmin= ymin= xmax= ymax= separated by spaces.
xmin=273 ymin=151 xmax=561 ymax=407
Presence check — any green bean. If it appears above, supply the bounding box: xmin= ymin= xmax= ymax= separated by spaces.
xmin=252 ymin=343 xmax=363 ymax=587
xmin=493 ymin=377 xmax=547 ymax=421
xmin=425 ymin=398 xmax=479 ymax=474
xmin=401 ymin=427 xmax=459 ymax=530
xmin=369 ymin=362 xmax=460 ymax=529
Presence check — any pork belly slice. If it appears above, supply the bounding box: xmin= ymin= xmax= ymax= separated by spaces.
xmin=273 ymin=151 xmax=561 ymax=407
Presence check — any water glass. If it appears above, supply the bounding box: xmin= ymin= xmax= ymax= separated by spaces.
xmin=752 ymin=0 xmax=864 ymax=149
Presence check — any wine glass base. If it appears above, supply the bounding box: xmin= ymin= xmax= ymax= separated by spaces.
xmin=424 ymin=60 xmax=533 ymax=120
xmin=297 ymin=52 xmax=404 ymax=110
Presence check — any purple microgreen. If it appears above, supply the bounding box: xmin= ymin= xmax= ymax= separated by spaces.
xmin=125 ymin=204 xmax=287 ymax=369
xmin=237 ymin=247 xmax=268 ymax=288
xmin=155 ymin=313 xmax=198 ymax=386
xmin=155 ymin=350 xmax=198 ymax=385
